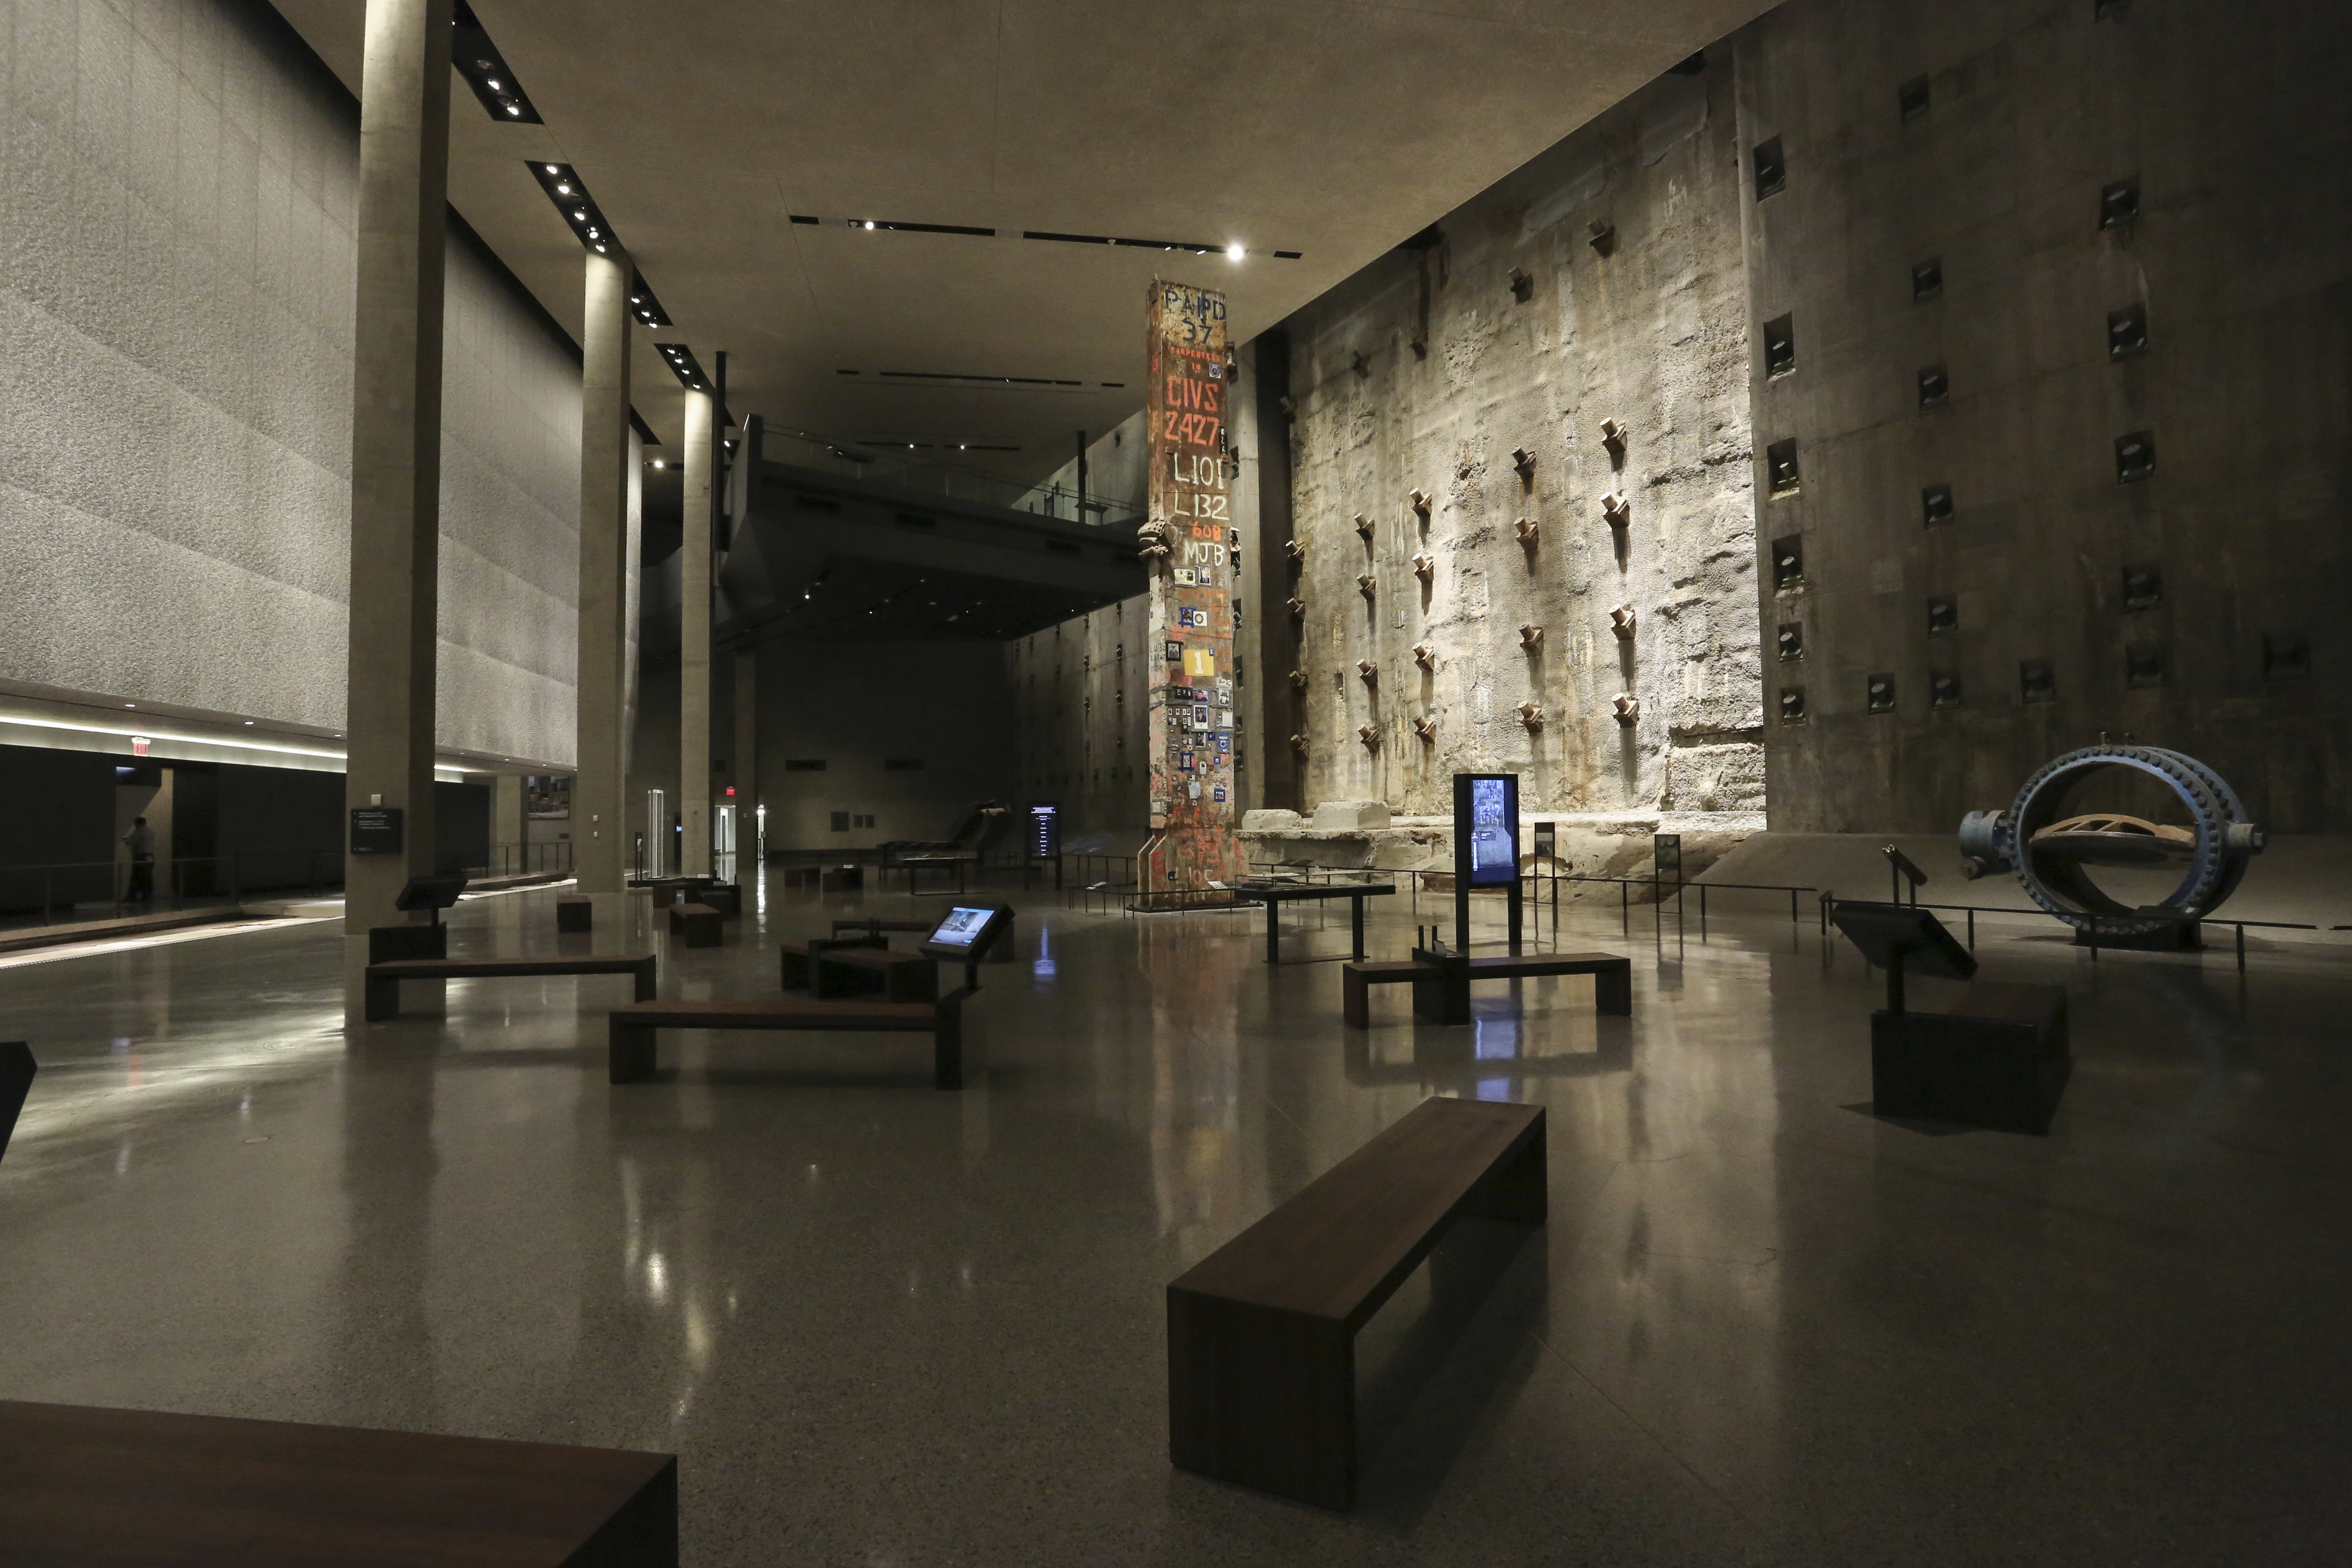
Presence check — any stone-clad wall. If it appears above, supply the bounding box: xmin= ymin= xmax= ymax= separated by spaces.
xmin=1741 ymin=0 xmax=2352 ymax=831
xmin=1276 ymin=59 xmax=1763 ymax=819
xmin=0 ymin=0 xmax=580 ymax=767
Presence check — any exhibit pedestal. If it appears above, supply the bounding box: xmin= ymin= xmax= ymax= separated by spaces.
xmin=1871 ymin=982 xmax=2070 ymax=1135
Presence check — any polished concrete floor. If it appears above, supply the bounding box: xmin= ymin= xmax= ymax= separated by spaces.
xmin=1 ymin=871 xmax=2348 ymax=1565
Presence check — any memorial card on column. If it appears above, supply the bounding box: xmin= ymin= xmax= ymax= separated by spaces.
xmin=1142 ymin=280 xmax=1243 ymax=889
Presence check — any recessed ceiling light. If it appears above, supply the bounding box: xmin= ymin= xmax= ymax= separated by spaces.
xmin=487 ymin=78 xmax=501 ymax=89
xmin=543 ymin=163 xmax=558 ymax=173
xmin=594 ymin=244 xmax=606 ymax=251
xmin=244 ymin=720 xmax=254 ymax=725
xmin=864 ymin=221 xmax=876 ymax=230
xmin=124 ymin=703 xmax=135 ymax=708
xmin=506 ymin=105 xmax=521 ymax=115
xmin=1227 ymin=243 xmax=1245 ymax=260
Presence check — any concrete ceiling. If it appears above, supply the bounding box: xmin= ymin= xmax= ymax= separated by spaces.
xmin=270 ymin=0 xmax=1768 ymax=481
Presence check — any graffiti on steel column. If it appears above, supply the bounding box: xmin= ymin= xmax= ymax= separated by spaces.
xmin=1140 ymin=279 xmax=1242 ymax=889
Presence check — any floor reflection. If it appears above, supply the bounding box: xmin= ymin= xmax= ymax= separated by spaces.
xmin=0 ymin=873 xmax=2345 ymax=1565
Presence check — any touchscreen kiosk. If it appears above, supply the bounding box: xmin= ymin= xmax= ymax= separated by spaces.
xmin=920 ymin=903 xmax=1013 ymax=964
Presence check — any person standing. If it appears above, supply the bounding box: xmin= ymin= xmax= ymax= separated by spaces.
xmin=123 ymin=816 xmax=156 ymax=904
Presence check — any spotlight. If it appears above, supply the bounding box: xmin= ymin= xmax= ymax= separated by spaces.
xmin=1227 ymin=243 xmax=1244 ymax=260
xmin=865 ymin=221 xmax=876 ymax=230
xmin=506 ymin=105 xmax=521 ymax=115
xmin=544 ymin=163 xmax=558 ymax=173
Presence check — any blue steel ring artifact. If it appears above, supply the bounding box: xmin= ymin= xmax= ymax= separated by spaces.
xmin=1957 ymin=745 xmax=2266 ymax=939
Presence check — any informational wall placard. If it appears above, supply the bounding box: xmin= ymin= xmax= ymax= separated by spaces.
xmin=1141 ymin=280 xmax=1243 ymax=890
xmin=350 ymin=807 xmax=404 ymax=855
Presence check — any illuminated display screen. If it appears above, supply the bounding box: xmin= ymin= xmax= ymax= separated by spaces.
xmin=927 ymin=906 xmax=996 ymax=948
xmin=1463 ymin=774 xmax=1519 ymax=887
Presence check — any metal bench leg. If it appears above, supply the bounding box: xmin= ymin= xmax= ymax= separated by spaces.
xmin=1351 ymin=895 xmax=1366 ymax=961
xmin=609 ymin=1020 xmax=657 ymax=1084
xmin=633 ymin=957 xmax=658 ymax=1002
xmin=1594 ymin=962 xmax=1633 ymax=1015
xmin=364 ymin=973 xmax=400 ymax=1022
xmin=1343 ymin=969 xmax=1370 ymax=1029
xmin=1168 ymin=1292 xmax=1355 ymax=1509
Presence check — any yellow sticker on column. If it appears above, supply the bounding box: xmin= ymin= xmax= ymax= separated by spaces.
xmin=1185 ymin=649 xmax=1218 ymax=679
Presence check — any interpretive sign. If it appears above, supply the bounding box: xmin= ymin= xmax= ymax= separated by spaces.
xmin=1141 ymin=280 xmax=1243 ymax=889
xmin=350 ymin=807 xmax=403 ymax=855
xmin=1028 ymin=802 xmax=1060 ymax=860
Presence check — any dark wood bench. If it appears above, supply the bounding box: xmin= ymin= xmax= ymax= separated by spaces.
xmin=1343 ymin=950 xmax=1632 ymax=1027
xmin=0 ymin=1040 xmax=32 ymax=1163
xmin=667 ymin=902 xmax=723 ymax=947
xmin=779 ymin=934 xmax=885 ymax=989
xmin=830 ymin=917 xmax=934 ymax=938
xmin=1167 ymin=1097 xmax=1545 ymax=1509
xmin=0 ymin=1399 xmax=676 ymax=1566
xmin=364 ymin=954 xmax=657 ymax=1022
xmin=608 ymin=990 xmax=977 ymax=1089
xmin=556 ymin=896 xmax=593 ymax=932
xmin=812 ymin=946 xmax=939 ymax=1003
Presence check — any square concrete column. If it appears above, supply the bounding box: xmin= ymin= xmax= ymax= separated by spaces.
xmin=343 ymin=0 xmax=451 ymax=939
xmin=492 ymin=774 xmax=525 ymax=875
xmin=678 ymin=387 xmax=715 ymax=879
xmin=574 ymin=248 xmax=635 ymax=902
xmin=732 ymin=645 xmax=758 ymax=863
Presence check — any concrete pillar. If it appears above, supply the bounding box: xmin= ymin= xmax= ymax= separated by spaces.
xmin=733 ymin=645 xmax=758 ymax=863
xmin=343 ymin=0 xmax=451 ymax=938
xmin=492 ymin=774 xmax=525 ymax=875
xmin=678 ymin=388 xmax=715 ymax=878
xmin=574 ymin=248 xmax=634 ymax=902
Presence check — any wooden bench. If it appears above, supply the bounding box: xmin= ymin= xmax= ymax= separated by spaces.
xmin=364 ymin=954 xmax=657 ymax=1022
xmin=0 ymin=1040 xmax=32 ymax=1162
xmin=1343 ymin=950 xmax=1632 ymax=1027
xmin=1167 ymin=1097 xmax=1546 ymax=1509
xmin=830 ymin=917 xmax=935 ymax=938
xmin=667 ymin=902 xmax=723 ymax=947
xmin=608 ymin=991 xmax=977 ymax=1089
xmin=779 ymin=934 xmax=885 ymax=989
xmin=0 ymin=1399 xmax=676 ymax=1566
xmin=812 ymin=946 xmax=939 ymax=1003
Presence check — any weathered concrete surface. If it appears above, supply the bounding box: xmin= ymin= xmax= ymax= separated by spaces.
xmin=1239 ymin=805 xmax=1764 ymax=903
xmin=1740 ymin=0 xmax=2352 ymax=831
xmin=1278 ymin=57 xmax=1762 ymax=820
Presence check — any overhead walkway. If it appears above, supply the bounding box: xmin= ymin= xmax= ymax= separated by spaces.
xmin=716 ymin=422 xmax=1147 ymax=644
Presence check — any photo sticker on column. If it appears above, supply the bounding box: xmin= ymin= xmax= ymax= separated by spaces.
xmin=1213 ymin=785 xmax=1227 ymax=803
xmin=1175 ymin=567 xmax=1197 ymax=586
xmin=1180 ymin=751 xmax=1195 ymax=771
